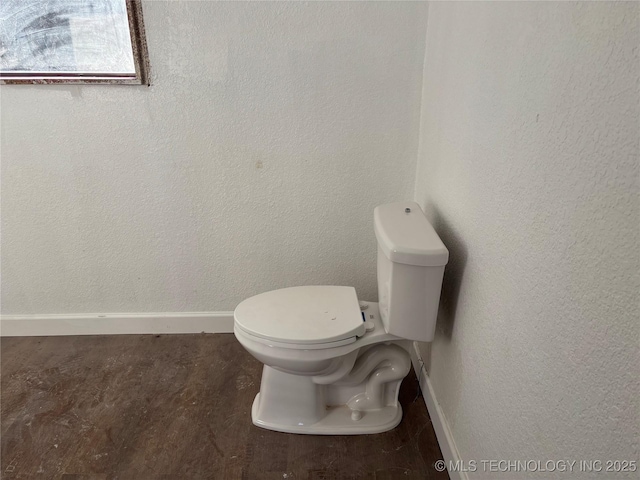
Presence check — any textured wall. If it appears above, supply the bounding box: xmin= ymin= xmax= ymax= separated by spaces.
xmin=1 ymin=1 xmax=427 ymax=314
xmin=415 ymin=2 xmax=639 ymax=477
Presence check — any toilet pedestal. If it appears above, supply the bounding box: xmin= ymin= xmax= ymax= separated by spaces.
xmin=253 ymin=366 xmax=327 ymax=428
xmin=251 ymin=365 xmax=405 ymax=435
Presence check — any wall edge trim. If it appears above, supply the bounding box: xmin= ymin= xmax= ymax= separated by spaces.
xmin=411 ymin=341 xmax=468 ymax=480
xmin=0 ymin=312 xmax=235 ymax=337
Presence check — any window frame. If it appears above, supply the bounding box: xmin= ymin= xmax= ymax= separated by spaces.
xmin=0 ymin=0 xmax=150 ymax=86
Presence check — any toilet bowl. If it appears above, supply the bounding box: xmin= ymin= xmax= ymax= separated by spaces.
xmin=233 ymin=202 xmax=449 ymax=435
xmin=234 ymin=292 xmax=412 ymax=434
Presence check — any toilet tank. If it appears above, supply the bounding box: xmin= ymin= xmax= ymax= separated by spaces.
xmin=374 ymin=202 xmax=449 ymax=342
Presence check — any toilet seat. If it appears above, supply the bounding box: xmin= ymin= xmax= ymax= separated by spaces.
xmin=234 ymin=286 xmax=366 ymax=348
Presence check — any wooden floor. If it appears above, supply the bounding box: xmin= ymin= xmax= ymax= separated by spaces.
xmin=1 ymin=334 xmax=448 ymax=479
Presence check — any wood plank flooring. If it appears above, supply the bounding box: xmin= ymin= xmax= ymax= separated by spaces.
xmin=1 ymin=334 xmax=448 ymax=479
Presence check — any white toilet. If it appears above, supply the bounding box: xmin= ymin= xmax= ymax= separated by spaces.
xmin=233 ymin=201 xmax=448 ymax=435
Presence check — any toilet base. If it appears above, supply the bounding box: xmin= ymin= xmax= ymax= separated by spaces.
xmin=251 ymin=393 xmax=403 ymax=435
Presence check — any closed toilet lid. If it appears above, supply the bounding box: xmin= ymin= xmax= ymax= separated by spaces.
xmin=234 ymin=286 xmax=366 ymax=346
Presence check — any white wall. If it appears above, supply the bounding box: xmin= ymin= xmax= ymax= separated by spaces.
xmin=1 ymin=1 xmax=427 ymax=314
xmin=415 ymin=2 xmax=639 ymax=477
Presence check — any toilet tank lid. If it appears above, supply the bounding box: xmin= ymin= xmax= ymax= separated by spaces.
xmin=374 ymin=202 xmax=449 ymax=267
xmin=234 ymin=286 xmax=366 ymax=345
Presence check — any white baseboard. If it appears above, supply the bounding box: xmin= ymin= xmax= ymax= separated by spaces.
xmin=411 ymin=341 xmax=468 ymax=480
xmin=0 ymin=312 xmax=235 ymax=337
